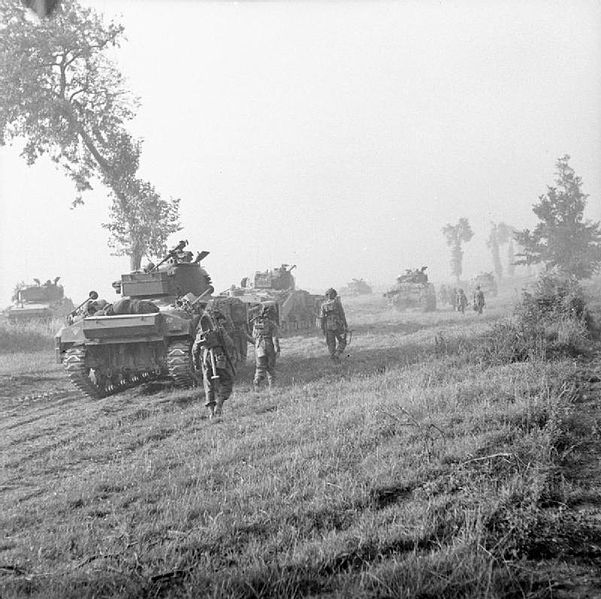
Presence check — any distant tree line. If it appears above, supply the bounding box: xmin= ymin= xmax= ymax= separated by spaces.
xmin=442 ymin=155 xmax=601 ymax=282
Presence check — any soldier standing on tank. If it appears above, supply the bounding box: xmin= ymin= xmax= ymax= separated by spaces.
xmin=473 ymin=285 xmax=486 ymax=314
xmin=192 ymin=309 xmax=236 ymax=420
xmin=248 ymin=305 xmax=280 ymax=391
xmin=319 ymin=288 xmax=348 ymax=362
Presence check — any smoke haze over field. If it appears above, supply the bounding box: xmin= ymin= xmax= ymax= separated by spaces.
xmin=1 ymin=0 xmax=600 ymax=305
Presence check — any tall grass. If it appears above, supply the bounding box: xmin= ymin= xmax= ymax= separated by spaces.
xmin=1 ymin=286 xmax=599 ymax=598
xmin=0 ymin=318 xmax=62 ymax=354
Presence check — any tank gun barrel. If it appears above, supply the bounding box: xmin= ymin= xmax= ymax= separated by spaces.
xmin=68 ymin=290 xmax=98 ymax=318
xmin=193 ymin=251 xmax=210 ymax=264
xmin=190 ymin=287 xmax=214 ymax=306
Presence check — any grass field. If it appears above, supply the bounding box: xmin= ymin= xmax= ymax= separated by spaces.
xmin=1 ymin=291 xmax=601 ymax=598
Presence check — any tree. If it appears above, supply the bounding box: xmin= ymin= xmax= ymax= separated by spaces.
xmin=0 ymin=0 xmax=180 ymax=269
xmin=442 ymin=218 xmax=474 ymax=282
xmin=515 ymin=155 xmax=601 ymax=279
xmin=486 ymin=222 xmax=513 ymax=279
xmin=506 ymin=238 xmax=516 ymax=277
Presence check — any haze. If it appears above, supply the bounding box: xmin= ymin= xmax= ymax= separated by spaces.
xmin=1 ymin=0 xmax=600 ymax=306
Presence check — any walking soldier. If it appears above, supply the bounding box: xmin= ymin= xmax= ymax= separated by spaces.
xmin=192 ymin=309 xmax=236 ymax=420
xmin=319 ymin=288 xmax=348 ymax=361
xmin=248 ymin=304 xmax=280 ymax=390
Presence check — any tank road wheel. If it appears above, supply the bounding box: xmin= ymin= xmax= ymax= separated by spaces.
xmin=64 ymin=346 xmax=110 ymax=399
xmin=167 ymin=340 xmax=197 ymax=388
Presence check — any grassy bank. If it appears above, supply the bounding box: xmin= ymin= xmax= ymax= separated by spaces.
xmin=0 ymin=318 xmax=62 ymax=354
xmin=1 ymin=293 xmax=600 ymax=598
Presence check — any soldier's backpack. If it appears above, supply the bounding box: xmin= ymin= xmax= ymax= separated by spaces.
xmin=321 ymin=298 xmax=342 ymax=330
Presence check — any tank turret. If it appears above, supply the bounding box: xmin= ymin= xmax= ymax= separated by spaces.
xmin=7 ymin=277 xmax=74 ymax=323
xmin=340 ymin=278 xmax=372 ymax=297
xmin=224 ymin=263 xmax=322 ymax=334
xmin=252 ymin=264 xmax=296 ymax=291
xmin=113 ymin=240 xmax=213 ymax=300
xmin=384 ymin=266 xmax=436 ymax=312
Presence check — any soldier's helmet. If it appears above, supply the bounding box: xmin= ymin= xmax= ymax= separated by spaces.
xmin=325 ymin=288 xmax=338 ymax=299
xmin=209 ymin=308 xmax=227 ymax=323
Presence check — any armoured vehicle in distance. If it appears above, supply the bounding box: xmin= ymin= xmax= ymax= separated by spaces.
xmin=384 ymin=266 xmax=436 ymax=312
xmin=340 ymin=278 xmax=372 ymax=297
xmin=224 ymin=264 xmax=323 ymax=334
xmin=55 ymin=241 xmax=246 ymax=399
xmin=470 ymin=272 xmax=498 ymax=297
xmin=7 ymin=278 xmax=74 ymax=323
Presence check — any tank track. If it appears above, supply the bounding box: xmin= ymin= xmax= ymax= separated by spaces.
xmin=64 ymin=346 xmax=156 ymax=399
xmin=166 ymin=340 xmax=197 ymax=388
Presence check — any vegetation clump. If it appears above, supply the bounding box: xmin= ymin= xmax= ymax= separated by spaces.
xmin=0 ymin=318 xmax=59 ymax=354
xmin=466 ymin=273 xmax=591 ymax=365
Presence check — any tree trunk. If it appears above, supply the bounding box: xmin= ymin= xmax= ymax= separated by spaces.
xmin=507 ymin=240 xmax=515 ymax=277
xmin=490 ymin=237 xmax=503 ymax=280
xmin=130 ymin=250 xmax=143 ymax=272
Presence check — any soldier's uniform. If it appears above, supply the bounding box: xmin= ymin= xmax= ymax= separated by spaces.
xmin=473 ymin=286 xmax=485 ymax=314
xmin=319 ymin=288 xmax=348 ymax=361
xmin=249 ymin=307 xmax=280 ymax=389
xmin=455 ymin=289 xmax=468 ymax=314
xmin=192 ymin=311 xmax=236 ymax=419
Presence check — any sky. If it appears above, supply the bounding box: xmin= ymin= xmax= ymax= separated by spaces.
xmin=1 ymin=0 xmax=601 ymax=306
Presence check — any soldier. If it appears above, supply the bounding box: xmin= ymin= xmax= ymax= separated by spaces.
xmin=473 ymin=285 xmax=486 ymax=314
xmin=455 ymin=288 xmax=468 ymax=314
xmin=248 ymin=304 xmax=280 ymax=390
xmin=319 ymin=288 xmax=348 ymax=362
xmin=192 ymin=309 xmax=236 ymax=420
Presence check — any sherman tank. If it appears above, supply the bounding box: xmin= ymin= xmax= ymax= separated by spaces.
xmin=384 ymin=266 xmax=437 ymax=312
xmin=340 ymin=278 xmax=372 ymax=297
xmin=7 ymin=278 xmax=74 ymax=323
xmin=54 ymin=241 xmax=246 ymax=399
xmin=470 ymin=272 xmax=498 ymax=297
xmin=223 ymin=264 xmax=323 ymax=334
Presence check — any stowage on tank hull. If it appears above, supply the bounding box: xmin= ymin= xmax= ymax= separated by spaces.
xmin=56 ymin=308 xmax=199 ymax=399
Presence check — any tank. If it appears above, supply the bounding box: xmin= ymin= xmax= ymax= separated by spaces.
xmin=470 ymin=272 xmax=498 ymax=297
xmin=7 ymin=278 xmax=74 ymax=323
xmin=340 ymin=278 xmax=372 ymax=297
xmin=54 ymin=240 xmax=235 ymax=399
xmin=384 ymin=266 xmax=437 ymax=312
xmin=224 ymin=264 xmax=323 ymax=334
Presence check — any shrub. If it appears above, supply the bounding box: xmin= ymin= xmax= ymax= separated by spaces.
xmin=449 ymin=273 xmax=592 ymax=365
xmin=0 ymin=318 xmax=61 ymax=354
xmin=516 ymin=272 xmax=588 ymax=325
